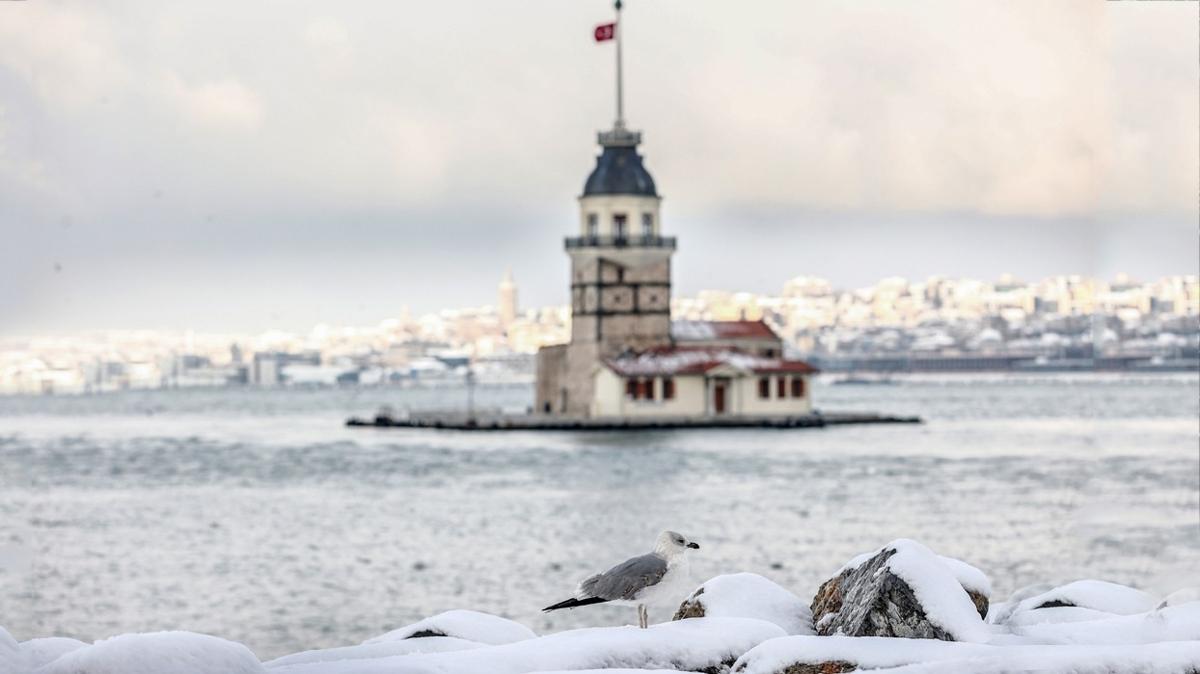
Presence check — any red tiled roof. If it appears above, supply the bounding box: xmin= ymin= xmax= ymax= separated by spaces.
xmin=672 ymin=319 xmax=780 ymax=341
xmin=602 ymin=346 xmax=818 ymax=377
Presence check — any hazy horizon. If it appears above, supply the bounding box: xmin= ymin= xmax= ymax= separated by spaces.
xmin=3 ymin=0 xmax=1197 ymax=334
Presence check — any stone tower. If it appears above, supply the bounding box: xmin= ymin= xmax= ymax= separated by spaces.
xmin=547 ymin=123 xmax=676 ymax=415
xmin=498 ymin=268 xmax=518 ymax=329
xmin=535 ymin=0 xmax=675 ymax=416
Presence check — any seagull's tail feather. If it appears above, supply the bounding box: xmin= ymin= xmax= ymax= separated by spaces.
xmin=542 ymin=596 xmax=609 ymax=612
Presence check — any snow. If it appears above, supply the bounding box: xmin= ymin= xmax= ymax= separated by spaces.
xmin=1013 ymin=602 xmax=1200 ymax=646
xmin=264 ymin=637 xmax=484 ymax=669
xmin=855 ymin=642 xmax=1200 ymax=674
xmin=7 ymin=540 xmax=1196 ymax=674
xmin=39 ymin=631 xmax=265 ymax=674
xmin=271 ymin=617 xmax=785 ymax=674
xmin=840 ymin=541 xmax=993 ymax=597
xmin=18 ymin=637 xmax=89 ymax=670
xmin=679 ymin=573 xmax=815 ymax=635
xmin=671 ymin=320 xmax=718 ymax=341
xmin=1005 ymin=605 xmax=1119 ymax=626
xmin=734 ymin=636 xmax=1200 ymax=674
xmin=1161 ymin=588 xmax=1200 ymax=608
xmin=537 ymin=666 xmax=686 ymax=671
xmin=360 ymin=609 xmax=535 ymax=646
xmin=1009 ymin=579 xmax=1160 ymax=616
xmin=733 ymin=635 xmax=993 ymax=673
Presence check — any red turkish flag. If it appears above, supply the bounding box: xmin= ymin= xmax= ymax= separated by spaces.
xmin=594 ymin=23 xmax=616 ymax=42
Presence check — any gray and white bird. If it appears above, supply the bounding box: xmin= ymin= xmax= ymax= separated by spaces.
xmin=542 ymin=530 xmax=700 ymax=629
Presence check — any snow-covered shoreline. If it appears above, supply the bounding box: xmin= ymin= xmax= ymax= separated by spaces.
xmin=5 ymin=539 xmax=1198 ymax=674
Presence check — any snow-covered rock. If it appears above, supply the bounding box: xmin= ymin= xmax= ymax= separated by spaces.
xmin=1159 ymin=589 xmax=1200 ymax=609
xmin=38 ymin=631 xmax=264 ymax=674
xmin=361 ymin=609 xmax=535 ymax=646
xmin=265 ymin=637 xmax=484 ymax=669
xmin=1010 ymin=579 xmax=1159 ymax=616
xmin=1014 ymin=602 xmax=1200 ymax=646
xmin=1005 ymin=605 xmax=1118 ymax=627
xmin=19 ymin=636 xmax=89 ymax=670
xmin=811 ymin=539 xmax=990 ymax=642
xmin=272 ymin=617 xmax=786 ymax=674
xmin=731 ymin=635 xmax=1200 ymax=674
xmin=673 ymin=573 xmax=815 ymax=635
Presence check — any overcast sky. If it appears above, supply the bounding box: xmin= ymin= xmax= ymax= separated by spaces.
xmin=1 ymin=0 xmax=1197 ymax=334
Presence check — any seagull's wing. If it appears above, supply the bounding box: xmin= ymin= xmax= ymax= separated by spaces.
xmin=580 ymin=552 xmax=669 ymax=602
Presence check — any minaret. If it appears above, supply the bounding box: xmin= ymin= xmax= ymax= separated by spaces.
xmin=556 ymin=0 xmax=676 ymax=415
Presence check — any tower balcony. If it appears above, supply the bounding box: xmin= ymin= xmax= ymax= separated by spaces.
xmin=564 ymin=235 xmax=677 ymax=250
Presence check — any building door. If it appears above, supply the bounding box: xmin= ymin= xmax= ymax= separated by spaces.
xmin=713 ymin=382 xmax=727 ymax=414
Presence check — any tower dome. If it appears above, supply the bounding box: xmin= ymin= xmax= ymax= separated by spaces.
xmin=583 ymin=132 xmax=657 ymax=197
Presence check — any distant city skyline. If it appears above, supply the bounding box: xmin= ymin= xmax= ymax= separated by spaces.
xmin=2 ymin=1 xmax=1197 ymax=334
xmin=3 ymin=271 xmax=1195 ymax=394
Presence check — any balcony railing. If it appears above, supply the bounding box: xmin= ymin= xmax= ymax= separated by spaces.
xmin=564 ymin=235 xmax=677 ymax=250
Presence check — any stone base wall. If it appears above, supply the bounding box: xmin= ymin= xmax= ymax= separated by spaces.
xmin=534 ymin=344 xmax=568 ymax=414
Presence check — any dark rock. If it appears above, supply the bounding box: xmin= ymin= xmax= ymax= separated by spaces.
xmin=775 ymin=663 xmax=856 ymax=674
xmin=810 ymin=548 xmax=961 ymax=640
xmin=673 ymin=586 xmax=706 ymax=621
xmin=968 ymin=589 xmax=990 ymax=620
xmin=1034 ymin=598 xmax=1074 ymax=610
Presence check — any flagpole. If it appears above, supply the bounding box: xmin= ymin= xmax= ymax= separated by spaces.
xmin=615 ymin=0 xmax=624 ymax=129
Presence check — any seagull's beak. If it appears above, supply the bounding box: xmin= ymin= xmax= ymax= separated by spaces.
xmin=686 ymin=542 xmax=700 ymax=549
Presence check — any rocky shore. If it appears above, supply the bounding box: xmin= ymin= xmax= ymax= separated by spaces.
xmin=5 ymin=539 xmax=1198 ymax=673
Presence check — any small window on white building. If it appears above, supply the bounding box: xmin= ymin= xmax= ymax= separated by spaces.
xmin=641 ymin=212 xmax=654 ymax=237
xmin=791 ymin=377 xmax=805 ymax=398
xmin=586 ymin=213 xmax=599 ymax=238
xmin=613 ymin=213 xmax=627 ymax=240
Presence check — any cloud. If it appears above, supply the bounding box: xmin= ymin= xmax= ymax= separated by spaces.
xmin=0 ymin=0 xmax=1194 ymax=331
xmin=164 ymin=73 xmax=264 ymax=129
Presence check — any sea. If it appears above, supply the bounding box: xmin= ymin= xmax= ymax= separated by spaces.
xmin=1 ymin=374 xmax=1197 ymax=660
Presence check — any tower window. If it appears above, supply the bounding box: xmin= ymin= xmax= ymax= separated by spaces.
xmin=777 ymin=376 xmax=787 ymax=398
xmin=586 ymin=213 xmax=599 ymax=238
xmin=758 ymin=377 xmax=770 ymax=399
xmin=662 ymin=377 xmax=675 ymax=400
xmin=613 ymin=213 xmax=627 ymax=241
xmin=641 ymin=213 xmax=654 ymax=236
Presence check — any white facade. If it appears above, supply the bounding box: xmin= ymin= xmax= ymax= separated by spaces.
xmin=591 ymin=365 xmax=814 ymax=418
xmin=578 ymin=194 xmax=662 ymax=239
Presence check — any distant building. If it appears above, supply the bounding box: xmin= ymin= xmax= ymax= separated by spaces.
xmin=252 ymin=351 xmax=320 ymax=386
xmin=535 ymin=18 xmax=816 ymax=418
xmin=498 ymin=269 xmax=518 ymax=329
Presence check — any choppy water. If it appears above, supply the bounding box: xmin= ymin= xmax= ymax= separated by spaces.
xmin=1 ymin=375 xmax=1197 ymax=659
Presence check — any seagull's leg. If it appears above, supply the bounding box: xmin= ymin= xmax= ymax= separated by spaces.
xmin=637 ymin=604 xmax=647 ymax=629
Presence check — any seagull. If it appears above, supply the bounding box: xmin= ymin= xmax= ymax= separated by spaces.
xmin=542 ymin=530 xmax=700 ymax=629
